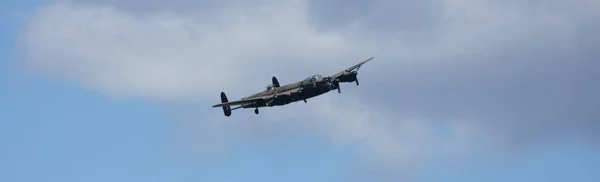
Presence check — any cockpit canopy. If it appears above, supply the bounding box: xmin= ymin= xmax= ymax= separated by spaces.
xmin=304 ymin=75 xmax=323 ymax=82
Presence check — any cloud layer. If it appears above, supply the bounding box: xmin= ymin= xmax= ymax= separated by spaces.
xmin=17 ymin=0 xmax=600 ymax=180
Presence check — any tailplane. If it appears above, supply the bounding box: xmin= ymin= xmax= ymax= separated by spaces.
xmin=220 ymin=92 xmax=232 ymax=117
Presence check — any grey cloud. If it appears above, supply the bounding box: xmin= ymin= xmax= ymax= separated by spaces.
xmin=360 ymin=30 xmax=600 ymax=153
xmin=318 ymin=0 xmax=600 ymax=175
xmin=305 ymin=0 xmax=373 ymax=30
xmin=367 ymin=57 xmax=599 ymax=146
xmin=57 ymin=0 xmax=280 ymax=13
xmin=306 ymin=0 xmax=443 ymax=33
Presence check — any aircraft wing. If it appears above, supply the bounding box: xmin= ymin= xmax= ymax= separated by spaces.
xmin=211 ymin=97 xmax=263 ymax=107
xmin=274 ymin=87 xmax=303 ymax=97
xmin=331 ymin=57 xmax=374 ymax=78
xmin=212 ymin=87 xmax=304 ymax=108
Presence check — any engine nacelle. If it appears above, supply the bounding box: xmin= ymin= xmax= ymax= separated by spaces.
xmin=336 ymin=72 xmax=358 ymax=83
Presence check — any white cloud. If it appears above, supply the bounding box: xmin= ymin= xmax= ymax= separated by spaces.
xmin=18 ymin=1 xmax=360 ymax=101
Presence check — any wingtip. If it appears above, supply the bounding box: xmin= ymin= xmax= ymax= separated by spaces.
xmin=360 ymin=57 xmax=374 ymax=64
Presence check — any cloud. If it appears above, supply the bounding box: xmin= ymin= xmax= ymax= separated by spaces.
xmin=17 ymin=0 xmax=600 ymax=180
xmin=17 ymin=0 xmax=360 ymax=101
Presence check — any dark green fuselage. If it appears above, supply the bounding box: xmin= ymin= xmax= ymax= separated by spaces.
xmin=240 ymin=75 xmax=334 ymax=108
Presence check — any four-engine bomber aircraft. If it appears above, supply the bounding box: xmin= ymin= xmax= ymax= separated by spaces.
xmin=212 ymin=57 xmax=374 ymax=116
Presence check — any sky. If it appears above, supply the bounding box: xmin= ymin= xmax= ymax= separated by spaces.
xmin=1 ymin=0 xmax=599 ymax=182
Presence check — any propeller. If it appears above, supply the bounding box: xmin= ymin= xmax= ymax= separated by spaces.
xmin=327 ymin=77 xmax=341 ymax=94
xmin=335 ymin=78 xmax=341 ymax=93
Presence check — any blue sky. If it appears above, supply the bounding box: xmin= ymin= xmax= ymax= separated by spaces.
xmin=2 ymin=0 xmax=600 ymax=182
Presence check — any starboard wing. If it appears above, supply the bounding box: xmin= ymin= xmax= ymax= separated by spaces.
xmin=331 ymin=57 xmax=374 ymax=78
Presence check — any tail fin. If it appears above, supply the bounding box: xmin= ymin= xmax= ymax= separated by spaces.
xmin=220 ymin=92 xmax=232 ymax=117
xmin=272 ymin=76 xmax=280 ymax=87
